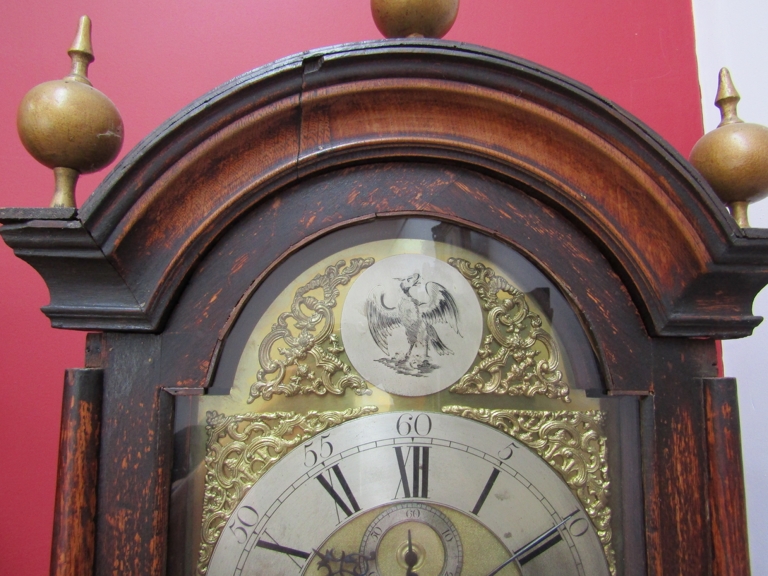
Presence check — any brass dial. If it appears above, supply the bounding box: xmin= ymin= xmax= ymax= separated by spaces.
xmin=358 ymin=502 xmax=462 ymax=576
xmin=206 ymin=412 xmax=610 ymax=575
xmin=182 ymin=219 xmax=617 ymax=576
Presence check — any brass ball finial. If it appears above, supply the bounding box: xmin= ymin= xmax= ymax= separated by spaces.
xmin=690 ymin=68 xmax=768 ymax=227
xmin=371 ymin=0 xmax=459 ymax=39
xmin=17 ymin=16 xmax=124 ymax=208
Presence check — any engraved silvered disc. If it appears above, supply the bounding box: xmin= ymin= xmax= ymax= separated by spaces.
xmin=341 ymin=254 xmax=483 ymax=396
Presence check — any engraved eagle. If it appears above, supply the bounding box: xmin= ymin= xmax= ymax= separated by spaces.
xmin=365 ymin=273 xmax=461 ymax=373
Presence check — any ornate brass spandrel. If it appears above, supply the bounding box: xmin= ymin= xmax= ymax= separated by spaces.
xmin=442 ymin=406 xmax=615 ymax=576
xmin=247 ymin=258 xmax=374 ymax=402
xmin=198 ymin=406 xmax=378 ymax=575
xmin=447 ymin=259 xmax=570 ymax=402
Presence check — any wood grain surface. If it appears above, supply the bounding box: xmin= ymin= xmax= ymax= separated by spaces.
xmin=0 ymin=40 xmax=760 ymax=575
xmin=49 ymin=368 xmax=102 ymax=576
xmin=3 ymin=42 xmax=767 ymax=337
xmin=705 ymin=378 xmax=751 ymax=576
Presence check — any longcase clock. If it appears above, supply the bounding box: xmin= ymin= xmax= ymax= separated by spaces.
xmin=1 ymin=40 xmax=764 ymax=576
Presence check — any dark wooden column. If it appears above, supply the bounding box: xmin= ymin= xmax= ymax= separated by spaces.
xmin=90 ymin=333 xmax=173 ymax=576
xmin=646 ymin=340 xmax=719 ymax=575
xmin=704 ymin=377 xmax=751 ymax=576
xmin=50 ymin=367 xmax=103 ymax=576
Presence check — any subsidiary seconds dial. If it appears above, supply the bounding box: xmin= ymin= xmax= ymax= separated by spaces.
xmin=206 ymin=412 xmax=610 ymax=576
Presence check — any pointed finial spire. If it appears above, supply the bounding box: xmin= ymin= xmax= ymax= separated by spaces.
xmin=715 ymin=68 xmax=742 ymax=127
xmin=66 ymin=15 xmax=95 ymax=85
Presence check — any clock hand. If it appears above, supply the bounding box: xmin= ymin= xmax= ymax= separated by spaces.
xmin=486 ymin=510 xmax=579 ymax=576
xmin=405 ymin=529 xmax=418 ymax=576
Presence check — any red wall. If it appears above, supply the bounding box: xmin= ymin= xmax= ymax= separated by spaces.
xmin=0 ymin=1 xmax=702 ymax=573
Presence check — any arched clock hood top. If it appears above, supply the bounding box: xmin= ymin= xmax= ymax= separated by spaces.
xmin=4 ymin=39 xmax=768 ymax=336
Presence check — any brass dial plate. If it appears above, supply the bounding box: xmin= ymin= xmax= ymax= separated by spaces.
xmin=206 ymin=412 xmax=610 ymax=576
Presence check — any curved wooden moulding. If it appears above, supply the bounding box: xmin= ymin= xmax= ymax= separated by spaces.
xmin=158 ymin=161 xmax=654 ymax=394
xmin=3 ymin=40 xmax=768 ymax=338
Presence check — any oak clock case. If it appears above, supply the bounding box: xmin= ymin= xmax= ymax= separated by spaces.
xmin=1 ymin=37 xmax=759 ymax=576
xmin=168 ymin=218 xmax=641 ymax=576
